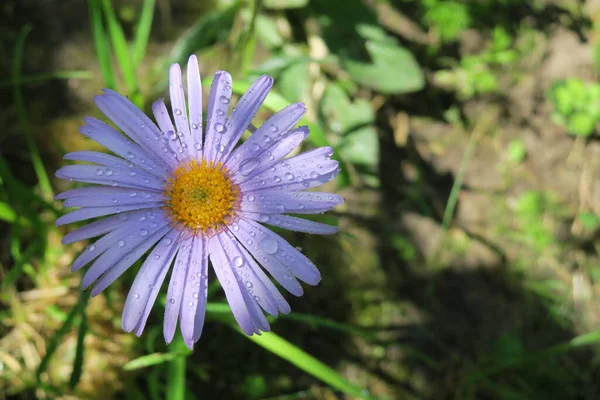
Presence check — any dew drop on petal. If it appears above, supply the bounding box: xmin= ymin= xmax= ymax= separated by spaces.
xmin=96 ymin=169 xmax=104 ymax=176
xmin=285 ymin=172 xmax=294 ymax=180
xmin=134 ymin=293 xmax=140 ymax=299
xmin=215 ymin=123 xmax=227 ymax=134
xmin=165 ymin=238 xmax=173 ymax=245
xmin=169 ymin=298 xmax=175 ymax=304
xmin=139 ymin=229 xmax=148 ymax=237
xmin=219 ymin=96 xmax=230 ymax=105
xmin=88 ymin=244 xmax=96 ymax=252
xmin=310 ymin=171 xmax=319 ymax=179
xmin=234 ymin=256 xmax=244 ymax=267
xmin=118 ymin=240 xmax=125 ymax=247
xmin=259 ymin=238 xmax=278 ymax=254
xmin=245 ymin=281 xmax=253 ymax=288
xmin=174 ymin=109 xmax=182 ymax=116
xmin=247 ymin=194 xmax=255 ymax=202
xmin=270 ymin=124 xmax=279 ymax=133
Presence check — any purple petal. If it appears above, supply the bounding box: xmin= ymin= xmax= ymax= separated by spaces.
xmin=179 ymin=236 xmax=209 ymax=349
xmin=56 ymin=164 xmax=164 ymax=192
xmin=238 ymin=191 xmax=343 ymax=215
xmin=232 ymin=127 xmax=308 ymax=184
xmin=80 ymin=118 xmax=168 ymax=178
xmin=259 ymin=214 xmax=338 ymax=235
xmin=61 ymin=209 xmax=148 ymax=244
xmin=56 ymin=204 xmax=164 ymax=226
xmin=61 ymin=187 xmax=165 ymax=208
xmin=90 ymin=225 xmax=171 ymax=296
xmin=151 ymin=99 xmax=190 ymax=166
xmin=225 ymin=102 xmax=306 ymax=171
xmin=152 ymin=99 xmax=175 ymax=134
xmin=215 ymin=75 xmax=273 ymax=163
xmin=239 ymin=147 xmax=339 ymax=193
xmin=169 ymin=63 xmax=193 ymax=158
xmin=229 ymin=219 xmax=304 ymax=296
xmin=220 ymin=230 xmax=281 ymax=317
xmin=81 ymin=214 xmax=170 ymax=289
xmin=70 ymin=223 xmax=135 ymax=272
xmin=203 ymin=71 xmax=232 ymax=161
xmin=187 ymin=55 xmax=203 ymax=152
xmin=122 ymin=229 xmax=181 ymax=333
xmin=164 ymin=237 xmax=193 ymax=344
xmin=236 ymin=218 xmax=321 ymax=285
xmin=209 ymin=235 xmax=262 ymax=335
xmin=95 ymin=90 xmax=175 ymax=170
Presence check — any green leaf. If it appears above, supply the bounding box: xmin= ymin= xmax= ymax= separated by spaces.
xmin=0 ymin=201 xmax=16 ymax=223
xmin=278 ymin=62 xmax=311 ymax=103
xmin=241 ymin=331 xmax=376 ymax=399
xmin=132 ymin=0 xmax=156 ymax=66
xmin=90 ymin=0 xmax=116 ymax=89
xmin=255 ymin=14 xmax=285 ymax=50
xmin=263 ymin=0 xmax=309 ymax=9
xmin=344 ymin=41 xmax=424 ymax=94
xmin=578 ymin=211 xmax=600 ymax=231
xmin=568 ymin=112 xmax=595 ymax=136
xmin=507 ymin=140 xmax=527 ymax=163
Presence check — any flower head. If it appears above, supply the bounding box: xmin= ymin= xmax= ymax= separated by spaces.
xmin=55 ymin=55 xmax=342 ymax=349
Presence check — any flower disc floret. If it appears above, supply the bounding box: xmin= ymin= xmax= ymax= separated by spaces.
xmin=164 ymin=159 xmax=239 ymax=234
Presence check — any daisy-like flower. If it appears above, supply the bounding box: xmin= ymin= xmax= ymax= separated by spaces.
xmin=55 ymin=55 xmax=342 ymax=349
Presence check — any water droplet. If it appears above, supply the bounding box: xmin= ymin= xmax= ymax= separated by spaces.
xmin=169 ymin=298 xmax=175 ymax=304
xmin=251 ymin=143 xmax=260 ymax=151
xmin=234 ymin=256 xmax=244 ymax=267
xmin=165 ymin=238 xmax=173 ymax=245
xmin=247 ymin=194 xmax=255 ymax=202
xmin=96 ymin=169 xmax=104 ymax=176
xmin=270 ymin=124 xmax=279 ymax=133
xmin=191 ymin=123 xmax=199 ymax=130
xmin=259 ymin=238 xmax=278 ymax=254
xmin=127 ymin=152 xmax=134 ymax=159
xmin=134 ymin=293 xmax=140 ymax=299
xmin=88 ymin=244 xmax=96 ymax=252
xmin=129 ymin=171 xmax=136 ymax=177
xmin=168 ymin=131 xmax=178 ymax=141
xmin=263 ymin=135 xmax=271 ymax=143
xmin=259 ymin=214 xmax=269 ymax=222
xmin=188 ymin=301 xmax=194 ymax=307
xmin=245 ymin=281 xmax=253 ymax=288
xmin=260 ymin=180 xmax=266 ymax=186
xmin=274 ymin=176 xmax=281 ymax=183
xmin=218 ymin=144 xmax=225 ymax=153
xmin=310 ymin=171 xmax=319 ymax=179
xmin=105 ymin=169 xmax=114 ymax=177
xmin=246 ymin=239 xmax=253 ymax=245
xmin=139 ymin=229 xmax=148 ymax=237
xmin=214 ymin=122 xmax=227 ymax=134
xmin=285 ymin=172 xmax=294 ymax=180
xmin=193 ymin=292 xmax=199 ymax=299
xmin=216 ymin=109 xmax=225 ymax=117
xmin=118 ymin=240 xmax=125 ymax=247
xmin=194 ymin=142 xmax=202 ymax=150
xmin=219 ymin=96 xmax=230 ymax=105
xmin=174 ymin=109 xmax=182 ymax=116
xmin=111 ymin=181 xmax=118 ymax=187
xmin=239 ymin=158 xmax=260 ymax=176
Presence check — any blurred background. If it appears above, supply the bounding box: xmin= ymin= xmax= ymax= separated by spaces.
xmin=2 ymin=0 xmax=600 ymax=399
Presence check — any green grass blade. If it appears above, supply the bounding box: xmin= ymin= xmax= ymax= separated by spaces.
xmin=0 ymin=201 xmax=16 ymax=223
xmin=166 ymin=336 xmax=187 ymax=400
xmin=12 ymin=24 xmax=54 ymax=201
xmin=69 ymin=295 xmax=90 ymax=388
xmin=243 ymin=331 xmax=375 ymax=399
xmin=0 ymin=70 xmax=91 ymax=89
xmin=36 ymin=291 xmax=90 ymax=382
xmin=132 ymin=0 xmax=156 ymax=66
xmin=89 ymin=0 xmax=116 ymax=89
xmin=124 ymin=352 xmax=190 ymax=371
xmin=101 ymin=0 xmax=138 ymax=96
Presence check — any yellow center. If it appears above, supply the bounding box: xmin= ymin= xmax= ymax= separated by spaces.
xmin=163 ymin=160 xmax=239 ymax=235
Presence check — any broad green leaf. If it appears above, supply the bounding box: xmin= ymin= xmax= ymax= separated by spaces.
xmin=338 ymin=126 xmax=379 ymax=166
xmin=321 ymin=83 xmax=374 ymax=133
xmin=243 ymin=331 xmax=376 ymax=399
xmin=255 ymin=14 xmax=285 ymax=50
xmin=344 ymin=41 xmax=424 ymax=94
xmin=263 ymin=0 xmax=309 ymax=9
xmin=0 ymin=201 xmax=16 ymax=223
xmin=279 ymin=62 xmax=311 ymax=103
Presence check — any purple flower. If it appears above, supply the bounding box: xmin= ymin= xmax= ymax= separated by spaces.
xmin=55 ymin=55 xmax=342 ymax=349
